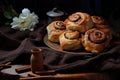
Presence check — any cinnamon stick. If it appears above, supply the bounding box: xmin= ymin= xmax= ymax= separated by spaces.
xmin=28 ymin=72 xmax=40 ymax=77
xmin=15 ymin=65 xmax=31 ymax=73
xmin=0 ymin=64 xmax=11 ymax=67
xmin=0 ymin=62 xmax=11 ymax=70
xmin=35 ymin=70 xmax=56 ymax=75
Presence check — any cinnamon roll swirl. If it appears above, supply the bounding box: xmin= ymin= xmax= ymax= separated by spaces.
xmin=91 ymin=16 xmax=111 ymax=37
xmin=82 ymin=28 xmax=111 ymax=53
xmin=46 ymin=21 xmax=66 ymax=42
xmin=64 ymin=12 xmax=94 ymax=33
xmin=91 ymin=16 xmax=105 ymax=25
xmin=59 ymin=30 xmax=82 ymax=51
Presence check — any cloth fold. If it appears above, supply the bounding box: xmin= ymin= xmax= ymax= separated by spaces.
xmin=41 ymin=45 xmax=120 ymax=73
xmin=0 ymin=24 xmax=120 ymax=74
xmin=0 ymin=24 xmax=46 ymax=64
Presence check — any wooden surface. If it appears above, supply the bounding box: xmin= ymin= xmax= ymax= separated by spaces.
xmin=0 ymin=65 xmax=116 ymax=80
xmin=20 ymin=72 xmax=113 ymax=80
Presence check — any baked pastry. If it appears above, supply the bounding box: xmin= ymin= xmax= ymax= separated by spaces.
xmin=91 ymin=16 xmax=109 ymax=32
xmin=59 ymin=30 xmax=82 ymax=51
xmin=82 ymin=28 xmax=111 ymax=53
xmin=46 ymin=21 xmax=66 ymax=42
xmin=91 ymin=16 xmax=112 ymax=38
xmin=94 ymin=24 xmax=111 ymax=34
xmin=91 ymin=16 xmax=105 ymax=25
xmin=64 ymin=12 xmax=94 ymax=33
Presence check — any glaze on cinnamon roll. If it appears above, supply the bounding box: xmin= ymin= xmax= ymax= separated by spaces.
xmin=46 ymin=21 xmax=66 ymax=42
xmin=82 ymin=28 xmax=111 ymax=53
xmin=64 ymin=12 xmax=94 ymax=33
xmin=59 ymin=30 xmax=82 ymax=51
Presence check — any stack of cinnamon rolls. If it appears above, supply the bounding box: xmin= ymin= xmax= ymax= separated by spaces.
xmin=46 ymin=12 xmax=112 ymax=53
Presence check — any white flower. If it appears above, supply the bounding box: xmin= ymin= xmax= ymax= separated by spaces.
xmin=11 ymin=8 xmax=39 ymax=31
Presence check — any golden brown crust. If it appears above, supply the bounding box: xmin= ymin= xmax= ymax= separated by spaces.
xmin=59 ymin=30 xmax=82 ymax=51
xmin=93 ymin=24 xmax=112 ymax=40
xmin=46 ymin=12 xmax=113 ymax=52
xmin=46 ymin=21 xmax=66 ymax=42
xmin=65 ymin=30 xmax=80 ymax=39
xmin=94 ymin=24 xmax=111 ymax=34
xmin=91 ymin=16 xmax=112 ymax=39
xmin=91 ymin=16 xmax=105 ymax=25
xmin=64 ymin=12 xmax=94 ymax=33
xmin=82 ymin=28 xmax=111 ymax=53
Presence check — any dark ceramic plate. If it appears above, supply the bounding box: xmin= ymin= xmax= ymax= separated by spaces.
xmin=43 ymin=34 xmax=96 ymax=56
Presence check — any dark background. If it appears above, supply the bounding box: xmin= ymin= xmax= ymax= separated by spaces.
xmin=6 ymin=0 xmax=120 ymax=19
xmin=0 ymin=0 xmax=120 ymax=32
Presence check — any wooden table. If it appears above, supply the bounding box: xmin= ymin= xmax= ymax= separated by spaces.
xmin=1 ymin=65 xmax=116 ymax=80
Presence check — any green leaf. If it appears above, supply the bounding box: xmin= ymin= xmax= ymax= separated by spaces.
xmin=3 ymin=11 xmax=13 ymax=19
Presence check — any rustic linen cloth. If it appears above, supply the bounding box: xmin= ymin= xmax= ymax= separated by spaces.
xmin=0 ymin=24 xmax=120 ymax=74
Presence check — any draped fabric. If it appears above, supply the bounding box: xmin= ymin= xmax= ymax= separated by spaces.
xmin=0 ymin=23 xmax=47 ymax=64
xmin=41 ymin=45 xmax=120 ymax=73
xmin=0 ymin=23 xmax=120 ymax=74
xmin=0 ymin=0 xmax=120 ymax=80
xmin=0 ymin=0 xmax=120 ymax=73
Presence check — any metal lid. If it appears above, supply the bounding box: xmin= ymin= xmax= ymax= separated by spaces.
xmin=46 ymin=8 xmax=64 ymax=17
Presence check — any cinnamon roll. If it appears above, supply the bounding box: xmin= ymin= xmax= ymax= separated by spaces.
xmin=64 ymin=12 xmax=94 ymax=33
xmin=59 ymin=30 xmax=82 ymax=51
xmin=91 ymin=16 xmax=105 ymax=25
xmin=82 ymin=28 xmax=111 ymax=53
xmin=46 ymin=21 xmax=66 ymax=42
xmin=94 ymin=24 xmax=111 ymax=34
xmin=91 ymin=16 xmax=111 ymax=37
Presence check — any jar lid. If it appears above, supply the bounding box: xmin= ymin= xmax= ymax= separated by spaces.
xmin=46 ymin=8 xmax=64 ymax=17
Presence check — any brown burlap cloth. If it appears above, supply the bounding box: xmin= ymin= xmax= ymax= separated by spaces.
xmin=0 ymin=23 xmax=120 ymax=80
